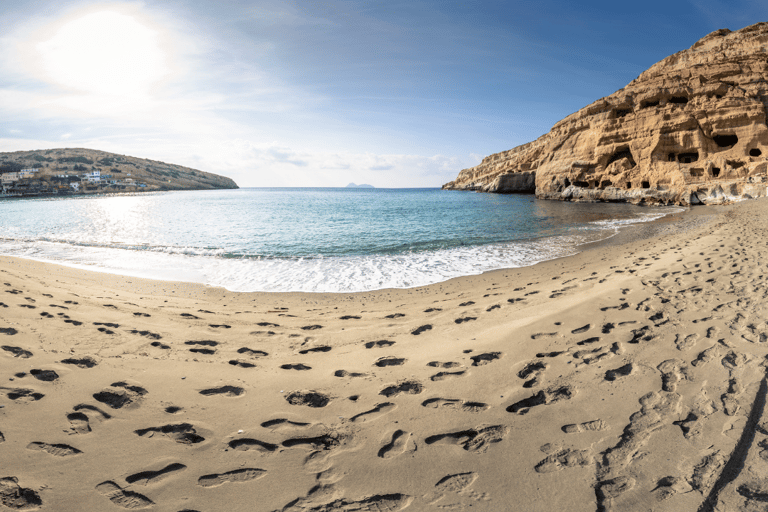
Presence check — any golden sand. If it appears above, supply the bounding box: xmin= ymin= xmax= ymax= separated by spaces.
xmin=1 ymin=199 xmax=767 ymax=511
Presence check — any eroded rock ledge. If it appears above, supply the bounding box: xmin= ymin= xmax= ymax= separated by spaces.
xmin=443 ymin=22 xmax=768 ymax=206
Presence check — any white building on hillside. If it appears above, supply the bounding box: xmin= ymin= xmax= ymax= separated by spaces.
xmin=84 ymin=170 xmax=101 ymax=182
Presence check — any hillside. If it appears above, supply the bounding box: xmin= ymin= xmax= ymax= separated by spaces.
xmin=0 ymin=148 xmax=238 ymax=195
xmin=444 ymin=22 xmax=768 ymax=206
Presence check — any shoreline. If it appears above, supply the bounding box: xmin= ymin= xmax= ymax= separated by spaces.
xmin=3 ymin=198 xmax=766 ymax=511
xmin=0 ymin=197 xmax=689 ymax=295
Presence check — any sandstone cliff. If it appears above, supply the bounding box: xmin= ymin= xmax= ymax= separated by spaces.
xmin=443 ymin=22 xmax=768 ymax=205
xmin=0 ymin=148 xmax=238 ymax=193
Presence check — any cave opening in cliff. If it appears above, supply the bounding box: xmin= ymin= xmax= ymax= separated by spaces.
xmin=641 ymin=100 xmax=659 ymax=109
xmin=713 ymin=134 xmax=738 ymax=147
xmin=668 ymin=153 xmax=676 ymax=162
xmin=606 ymin=148 xmax=636 ymax=167
xmin=625 ymin=182 xmax=632 ymax=189
xmin=642 ymin=181 xmax=651 ymax=189
xmin=574 ymin=181 xmax=590 ymax=188
xmin=727 ymin=160 xmax=745 ymax=168
xmin=712 ymin=167 xmax=721 ymax=177
xmin=600 ymin=180 xmax=611 ymax=189
xmin=563 ymin=178 xmax=571 ymax=187
xmin=750 ymin=148 xmax=762 ymax=156
xmin=669 ymin=96 xmax=688 ymax=104
xmin=678 ymin=152 xmax=699 ymax=163
xmin=614 ymin=109 xmax=631 ymax=118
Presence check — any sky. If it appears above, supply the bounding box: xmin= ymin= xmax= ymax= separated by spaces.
xmin=0 ymin=1 xmax=766 ymax=188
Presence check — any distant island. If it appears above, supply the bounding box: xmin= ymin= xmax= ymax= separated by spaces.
xmin=345 ymin=183 xmax=375 ymax=188
xmin=0 ymin=148 xmax=238 ymax=198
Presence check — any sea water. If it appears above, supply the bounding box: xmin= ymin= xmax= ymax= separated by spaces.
xmin=0 ymin=188 xmax=681 ymax=292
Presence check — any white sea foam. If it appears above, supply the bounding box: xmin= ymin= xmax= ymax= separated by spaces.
xmin=0 ymin=208 xmax=679 ymax=293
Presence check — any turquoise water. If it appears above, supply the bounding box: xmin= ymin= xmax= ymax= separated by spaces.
xmin=0 ymin=188 xmax=679 ymax=292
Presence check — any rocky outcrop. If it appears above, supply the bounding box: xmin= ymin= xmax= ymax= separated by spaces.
xmin=443 ymin=22 xmax=768 ymax=206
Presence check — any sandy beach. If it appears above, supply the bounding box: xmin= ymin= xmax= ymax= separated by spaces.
xmin=1 ymin=198 xmax=767 ymax=511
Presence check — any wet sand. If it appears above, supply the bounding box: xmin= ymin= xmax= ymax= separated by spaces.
xmin=1 ymin=198 xmax=767 ymax=511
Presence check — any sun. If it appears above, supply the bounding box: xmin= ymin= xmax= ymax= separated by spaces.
xmin=37 ymin=10 xmax=169 ymax=97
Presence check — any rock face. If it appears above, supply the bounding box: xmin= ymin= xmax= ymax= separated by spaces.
xmin=443 ymin=22 xmax=768 ymax=206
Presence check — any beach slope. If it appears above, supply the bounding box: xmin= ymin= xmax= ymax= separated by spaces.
xmin=1 ymin=200 xmax=767 ymax=511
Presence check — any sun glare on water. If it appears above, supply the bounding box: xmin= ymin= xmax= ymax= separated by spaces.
xmin=37 ymin=10 xmax=169 ymax=97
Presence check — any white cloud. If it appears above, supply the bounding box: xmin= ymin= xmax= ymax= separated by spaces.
xmin=0 ymin=2 xmax=473 ymax=189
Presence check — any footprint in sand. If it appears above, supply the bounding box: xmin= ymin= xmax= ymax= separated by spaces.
xmin=507 ymin=386 xmax=574 ymax=414
xmin=562 ymin=419 xmax=608 ymax=433
xmin=571 ymin=324 xmax=591 ymax=334
xmin=199 ymin=385 xmax=244 ymax=397
xmin=1 ymin=345 xmax=32 ymax=358
xmin=364 ymin=340 xmax=395 ymax=349
xmin=378 ymin=430 xmax=415 ymax=459
xmin=425 ymin=425 xmax=508 ymax=453
xmin=373 ymin=356 xmax=406 ymax=367
xmin=260 ymin=418 xmax=312 ymax=431
xmin=298 ymin=346 xmax=331 ymax=355
xmin=334 ymin=369 xmax=367 ymax=378
xmin=285 ymin=391 xmax=330 ymax=407
xmin=1 ymin=387 xmax=44 ymax=402
xmin=385 ymin=313 xmax=405 ymax=319
xmin=135 ymin=423 xmax=205 ymax=444
xmin=61 ymin=356 xmax=97 ymax=368
xmin=411 ymin=324 xmax=432 ymax=335
xmin=535 ymin=448 xmax=592 ymax=473
xmin=427 ymin=472 xmax=488 ymax=504
xmin=67 ymin=412 xmax=91 ymax=434
xmin=380 ymin=380 xmax=423 ymax=397
xmin=427 ymin=361 xmax=461 ymax=368
xmin=281 ymin=363 xmax=312 ymax=371
xmin=125 ymin=463 xmax=187 ymax=485
xmin=27 ymin=442 xmax=82 ymax=457
xmin=576 ymin=337 xmax=601 ymax=346
xmin=518 ymin=361 xmax=547 ymax=381
xmin=74 ymin=404 xmax=112 ymax=420
xmin=422 ymin=398 xmax=489 ymax=412
xmin=229 ymin=359 xmax=256 ymax=368
xmin=605 ymin=363 xmax=634 ymax=381
xmin=238 ymin=347 xmax=268 ymax=358
xmin=530 ymin=332 xmax=557 ymax=340
xmin=30 ymin=369 xmax=58 ymax=382
xmin=430 ymin=371 xmax=466 ymax=382
xmin=128 ymin=329 xmax=161 ymax=340
xmin=349 ymin=402 xmax=397 ymax=423
xmin=93 ymin=382 xmax=147 ymax=409
xmin=0 ymin=477 xmax=42 ymax=509
xmin=455 ymin=317 xmax=477 ymax=324
xmin=228 ymin=438 xmax=278 ymax=453
xmin=96 ymin=481 xmax=153 ymax=509
xmin=470 ymin=352 xmax=501 ymax=366
xmin=198 ymin=468 xmax=267 ymax=488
